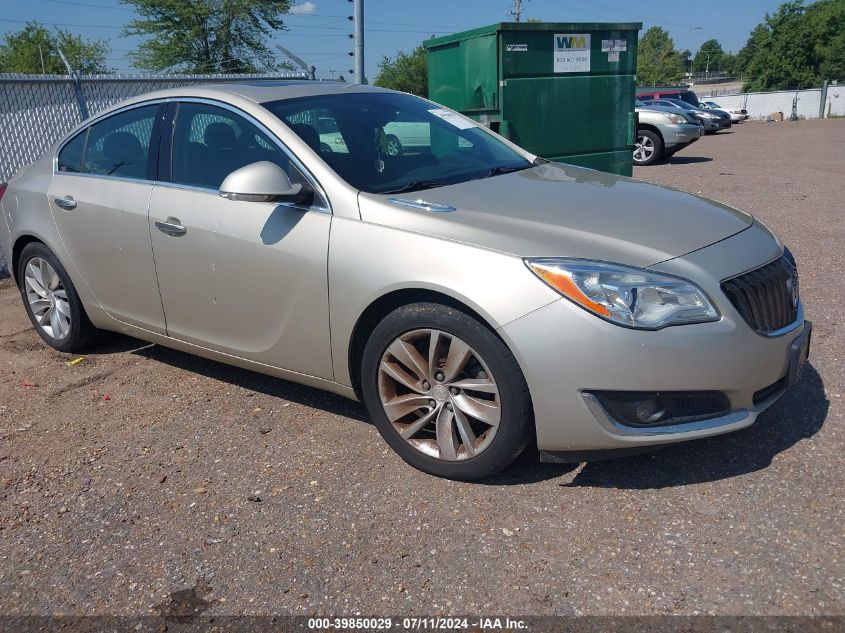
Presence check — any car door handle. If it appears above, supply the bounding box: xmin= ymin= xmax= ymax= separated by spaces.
xmin=155 ymin=218 xmax=187 ymax=237
xmin=54 ymin=196 xmax=77 ymax=210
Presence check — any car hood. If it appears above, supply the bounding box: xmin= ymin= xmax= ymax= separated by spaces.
xmin=357 ymin=162 xmax=752 ymax=268
xmin=636 ymin=105 xmax=699 ymax=124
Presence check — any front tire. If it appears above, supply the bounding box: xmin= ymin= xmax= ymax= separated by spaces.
xmin=17 ymin=242 xmax=97 ymax=353
xmin=361 ymin=303 xmax=533 ymax=480
xmin=633 ymin=129 xmax=663 ymax=166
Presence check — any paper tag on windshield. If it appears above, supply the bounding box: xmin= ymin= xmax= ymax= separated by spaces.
xmin=428 ymin=108 xmax=476 ymax=130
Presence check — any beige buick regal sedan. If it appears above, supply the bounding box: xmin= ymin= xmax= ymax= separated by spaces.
xmin=0 ymin=82 xmax=810 ymax=479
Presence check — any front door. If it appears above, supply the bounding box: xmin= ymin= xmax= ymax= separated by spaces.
xmin=48 ymin=103 xmax=167 ymax=333
xmin=148 ymin=101 xmax=333 ymax=379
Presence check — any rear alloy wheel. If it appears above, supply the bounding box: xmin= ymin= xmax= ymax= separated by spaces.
xmin=633 ymin=129 xmax=663 ymax=166
xmin=362 ymin=303 xmax=532 ymax=480
xmin=18 ymin=242 xmax=96 ymax=353
xmin=385 ymin=135 xmax=403 ymax=156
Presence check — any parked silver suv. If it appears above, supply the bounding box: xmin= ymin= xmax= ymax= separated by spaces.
xmin=634 ymin=100 xmax=703 ymax=166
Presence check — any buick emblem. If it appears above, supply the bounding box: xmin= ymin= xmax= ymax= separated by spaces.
xmin=790 ymin=268 xmax=800 ymax=309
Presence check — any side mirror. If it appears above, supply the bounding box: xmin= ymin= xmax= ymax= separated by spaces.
xmin=219 ymin=161 xmax=312 ymax=205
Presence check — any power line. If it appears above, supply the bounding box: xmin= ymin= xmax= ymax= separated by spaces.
xmin=556 ymin=0 xmax=702 ymax=30
xmin=0 ymin=17 xmax=442 ymax=35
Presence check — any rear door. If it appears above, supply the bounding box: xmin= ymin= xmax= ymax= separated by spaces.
xmin=48 ymin=102 xmax=167 ymax=333
xmin=147 ymin=100 xmax=333 ymax=379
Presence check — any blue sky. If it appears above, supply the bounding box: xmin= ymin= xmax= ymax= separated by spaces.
xmin=1 ymin=0 xmax=790 ymax=79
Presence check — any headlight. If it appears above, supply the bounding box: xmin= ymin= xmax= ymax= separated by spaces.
xmin=661 ymin=112 xmax=687 ymax=124
xmin=525 ymin=258 xmax=720 ymax=329
xmin=700 ymin=112 xmax=717 ymax=119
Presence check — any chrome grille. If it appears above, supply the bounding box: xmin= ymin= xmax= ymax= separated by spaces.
xmin=721 ymin=255 xmax=798 ymax=335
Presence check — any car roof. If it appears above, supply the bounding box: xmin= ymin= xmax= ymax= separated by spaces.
xmin=139 ymin=80 xmax=392 ymax=103
xmin=88 ymin=80 xmax=396 ymax=119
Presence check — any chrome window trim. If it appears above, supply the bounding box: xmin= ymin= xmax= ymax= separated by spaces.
xmin=53 ymin=98 xmax=169 ymax=179
xmin=52 ymin=96 xmax=332 ymax=215
xmin=168 ymin=97 xmax=331 ymax=214
xmin=582 ymin=392 xmax=750 ymax=437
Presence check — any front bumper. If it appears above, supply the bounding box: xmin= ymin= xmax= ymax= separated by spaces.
xmin=500 ymin=223 xmax=807 ymax=452
xmin=662 ymin=123 xmax=704 ymax=150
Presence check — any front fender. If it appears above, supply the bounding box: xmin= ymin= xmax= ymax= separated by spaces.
xmin=328 ymin=216 xmax=559 ymax=387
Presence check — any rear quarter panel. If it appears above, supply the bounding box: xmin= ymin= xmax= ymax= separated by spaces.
xmin=3 ymin=154 xmax=108 ymax=325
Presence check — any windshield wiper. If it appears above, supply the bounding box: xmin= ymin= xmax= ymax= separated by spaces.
xmin=380 ymin=180 xmax=450 ymax=194
xmin=487 ymin=163 xmax=532 ymax=177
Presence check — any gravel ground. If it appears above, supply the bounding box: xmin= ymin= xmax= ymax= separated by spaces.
xmin=0 ymin=119 xmax=843 ymax=618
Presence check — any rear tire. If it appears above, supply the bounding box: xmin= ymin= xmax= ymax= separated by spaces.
xmin=633 ymin=129 xmax=663 ymax=166
xmin=361 ymin=303 xmax=533 ymax=480
xmin=17 ymin=242 xmax=97 ymax=353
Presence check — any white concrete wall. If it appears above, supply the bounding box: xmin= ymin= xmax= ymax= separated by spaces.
xmin=709 ymin=89 xmax=823 ymax=120
xmin=824 ymin=85 xmax=845 ymax=117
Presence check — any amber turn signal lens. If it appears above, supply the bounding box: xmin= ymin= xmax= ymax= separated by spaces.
xmin=528 ymin=263 xmax=611 ymax=317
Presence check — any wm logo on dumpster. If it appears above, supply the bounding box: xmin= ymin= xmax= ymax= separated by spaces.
xmin=554 ymin=33 xmax=591 ymax=73
xmin=555 ymin=35 xmax=588 ymax=50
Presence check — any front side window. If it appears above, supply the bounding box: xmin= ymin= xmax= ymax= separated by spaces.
xmin=57 ymin=129 xmax=87 ymax=173
xmin=84 ymin=105 xmax=159 ymax=179
xmin=169 ymin=102 xmax=325 ymax=207
xmin=262 ymin=92 xmax=531 ymax=194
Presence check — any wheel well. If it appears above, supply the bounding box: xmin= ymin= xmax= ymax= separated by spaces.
xmin=11 ymin=235 xmax=42 ymax=287
xmin=637 ymin=123 xmax=663 ymax=143
xmin=348 ymin=289 xmax=493 ymax=396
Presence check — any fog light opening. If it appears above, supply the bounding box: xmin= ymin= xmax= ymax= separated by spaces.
xmin=586 ymin=390 xmax=731 ymax=428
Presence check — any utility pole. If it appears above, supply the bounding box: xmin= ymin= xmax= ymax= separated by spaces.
xmin=351 ymin=0 xmax=365 ymax=84
xmin=507 ymin=0 xmax=524 ymax=22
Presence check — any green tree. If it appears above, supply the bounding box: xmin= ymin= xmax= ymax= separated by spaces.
xmin=740 ymin=0 xmax=845 ymax=91
xmin=693 ymin=38 xmax=726 ymax=74
xmin=734 ymin=23 xmax=768 ymax=76
xmin=374 ymin=45 xmax=428 ymax=97
xmin=636 ymin=26 xmax=685 ymax=86
xmin=744 ymin=1 xmax=816 ymax=90
xmin=122 ymin=0 xmax=293 ymax=73
xmin=806 ymin=0 xmax=845 ymax=82
xmin=0 ymin=21 xmax=109 ymax=74
xmin=679 ymin=49 xmax=692 ymax=73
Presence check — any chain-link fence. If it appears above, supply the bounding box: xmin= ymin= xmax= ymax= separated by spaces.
xmin=0 ymin=71 xmax=308 ymax=274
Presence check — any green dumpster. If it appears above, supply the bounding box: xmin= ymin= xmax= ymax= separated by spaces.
xmin=425 ymin=22 xmax=641 ymax=176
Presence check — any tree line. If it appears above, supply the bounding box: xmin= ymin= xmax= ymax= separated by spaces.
xmin=1 ymin=0 xmax=842 ymax=95
xmin=637 ymin=0 xmax=844 ymax=90
xmin=0 ymin=0 xmax=294 ymax=74
xmin=376 ymin=0 xmax=844 ymax=96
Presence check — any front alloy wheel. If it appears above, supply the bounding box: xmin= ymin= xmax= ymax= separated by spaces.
xmin=378 ymin=329 xmax=501 ymax=461
xmin=362 ymin=303 xmax=532 ymax=480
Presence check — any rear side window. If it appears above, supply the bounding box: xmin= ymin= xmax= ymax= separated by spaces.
xmin=83 ymin=105 xmax=159 ymax=180
xmin=57 ymin=129 xmax=87 ymax=173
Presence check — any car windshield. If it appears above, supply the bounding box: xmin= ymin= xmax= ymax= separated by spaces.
xmin=262 ymin=92 xmax=532 ymax=194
